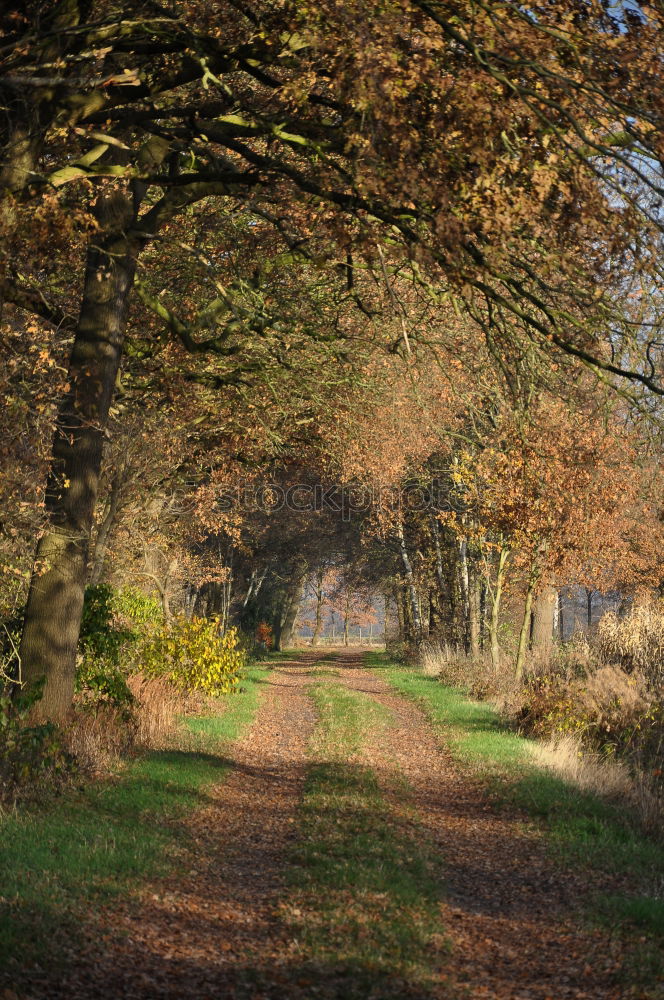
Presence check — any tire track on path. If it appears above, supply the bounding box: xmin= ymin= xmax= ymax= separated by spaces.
xmin=35 ymin=653 xmax=321 ymax=1000
xmin=335 ymin=653 xmax=628 ymax=1000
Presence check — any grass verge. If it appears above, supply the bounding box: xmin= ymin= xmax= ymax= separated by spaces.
xmin=0 ymin=664 xmax=269 ymax=983
xmin=366 ymin=651 xmax=664 ymax=990
xmin=285 ymin=682 xmax=449 ymax=999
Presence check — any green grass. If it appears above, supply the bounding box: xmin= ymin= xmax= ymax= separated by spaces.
xmin=366 ymin=652 xmax=664 ymax=962
xmin=285 ymin=682 xmax=449 ymax=999
xmin=0 ymin=664 xmax=269 ymax=981
xmin=311 ymin=683 xmax=393 ymax=757
xmin=262 ymin=648 xmax=297 ymax=662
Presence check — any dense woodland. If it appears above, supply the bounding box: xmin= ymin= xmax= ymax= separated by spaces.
xmin=2 ymin=0 xmax=663 ymax=709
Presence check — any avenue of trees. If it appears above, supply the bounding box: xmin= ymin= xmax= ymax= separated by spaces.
xmin=1 ymin=0 xmax=663 ymax=721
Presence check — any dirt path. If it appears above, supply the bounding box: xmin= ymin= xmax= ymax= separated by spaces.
xmin=337 ymin=654 xmax=628 ymax=1000
xmin=27 ymin=649 xmax=635 ymax=999
xmin=39 ymin=653 xmax=321 ymax=1000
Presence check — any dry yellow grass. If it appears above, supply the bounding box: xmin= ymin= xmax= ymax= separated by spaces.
xmin=65 ymin=704 xmax=136 ymax=773
xmin=529 ymin=734 xmax=662 ymax=835
xmin=66 ymin=673 xmax=181 ymax=774
xmin=127 ymin=672 xmax=180 ymax=748
xmin=597 ymin=598 xmax=664 ymax=682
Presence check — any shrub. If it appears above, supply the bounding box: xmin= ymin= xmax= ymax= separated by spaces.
xmin=138 ymin=617 xmax=246 ymax=697
xmin=112 ymin=586 xmax=164 ymax=631
xmin=517 ymin=673 xmax=594 ymax=739
xmin=0 ymin=612 xmax=22 ymax=687
xmin=79 ymin=584 xmax=163 ymax=660
xmin=385 ymin=637 xmax=419 ymax=664
xmin=418 ymin=640 xmax=520 ymax=705
xmin=74 ymin=657 xmax=135 ymax=717
xmin=79 ymin=584 xmax=136 ymax=665
xmin=0 ymin=685 xmax=74 ymax=798
xmin=76 ymin=584 xmax=165 ymax=714
xmin=255 ymin=622 xmax=273 ymax=649
xmin=517 ymin=663 xmax=661 ymax=761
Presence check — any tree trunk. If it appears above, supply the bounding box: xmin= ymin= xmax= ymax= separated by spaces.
xmin=558 ymin=591 xmax=565 ymax=640
xmin=396 ymin=520 xmax=422 ymax=640
xmin=489 ymin=545 xmax=509 ymax=672
xmin=429 ymin=589 xmax=443 ymax=634
xmin=468 ymin=568 xmax=481 ymax=659
xmin=18 ymin=205 xmax=137 ymax=721
xmin=532 ymin=584 xmax=557 ymax=661
xmin=479 ymin=581 xmax=487 ymax=651
xmin=515 ymin=566 xmax=539 ymax=682
xmin=395 ymin=586 xmax=405 ymax=641
xmin=88 ymin=474 xmax=123 ymax=585
xmin=458 ymin=538 xmax=471 ymax=653
xmin=0 ymin=115 xmax=41 ymax=320
xmin=430 ymin=515 xmax=446 ymax=596
xmin=343 ymin=589 xmax=351 ymax=646
xmin=275 ymin=564 xmax=307 ymax=651
xmin=311 ymin=566 xmax=325 ymax=646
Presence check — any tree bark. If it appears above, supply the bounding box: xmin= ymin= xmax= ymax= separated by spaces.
xmin=489 ymin=545 xmax=509 ymax=672
xmin=532 ymin=584 xmax=557 ymax=661
xmin=343 ymin=589 xmax=351 ymax=646
xmin=515 ymin=564 xmax=540 ymax=682
xmin=396 ymin=520 xmax=422 ymax=641
xmin=311 ymin=566 xmax=325 ymax=646
xmin=18 ymin=202 xmax=137 ymax=721
xmin=88 ymin=474 xmax=123 ymax=585
xmin=274 ymin=563 xmax=307 ymax=651
xmin=479 ymin=581 xmax=487 ymax=651
xmin=394 ymin=586 xmax=405 ymax=641
xmin=558 ymin=590 xmax=565 ymax=640
xmin=468 ymin=567 xmax=481 ymax=659
xmin=458 ymin=538 xmax=471 ymax=653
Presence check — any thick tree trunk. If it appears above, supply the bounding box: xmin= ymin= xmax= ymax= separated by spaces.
xmin=489 ymin=545 xmax=509 ymax=672
xmin=18 ymin=211 xmax=137 ymax=721
xmin=274 ymin=564 xmax=307 ymax=651
xmin=532 ymin=584 xmax=557 ymax=661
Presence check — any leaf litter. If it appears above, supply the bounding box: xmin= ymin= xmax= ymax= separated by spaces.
xmin=10 ymin=650 xmax=658 ymax=999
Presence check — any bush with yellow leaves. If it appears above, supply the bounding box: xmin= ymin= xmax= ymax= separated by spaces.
xmin=137 ymin=617 xmax=246 ymax=697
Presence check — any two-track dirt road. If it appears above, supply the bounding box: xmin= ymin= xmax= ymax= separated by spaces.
xmin=24 ymin=650 xmax=636 ymax=1000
